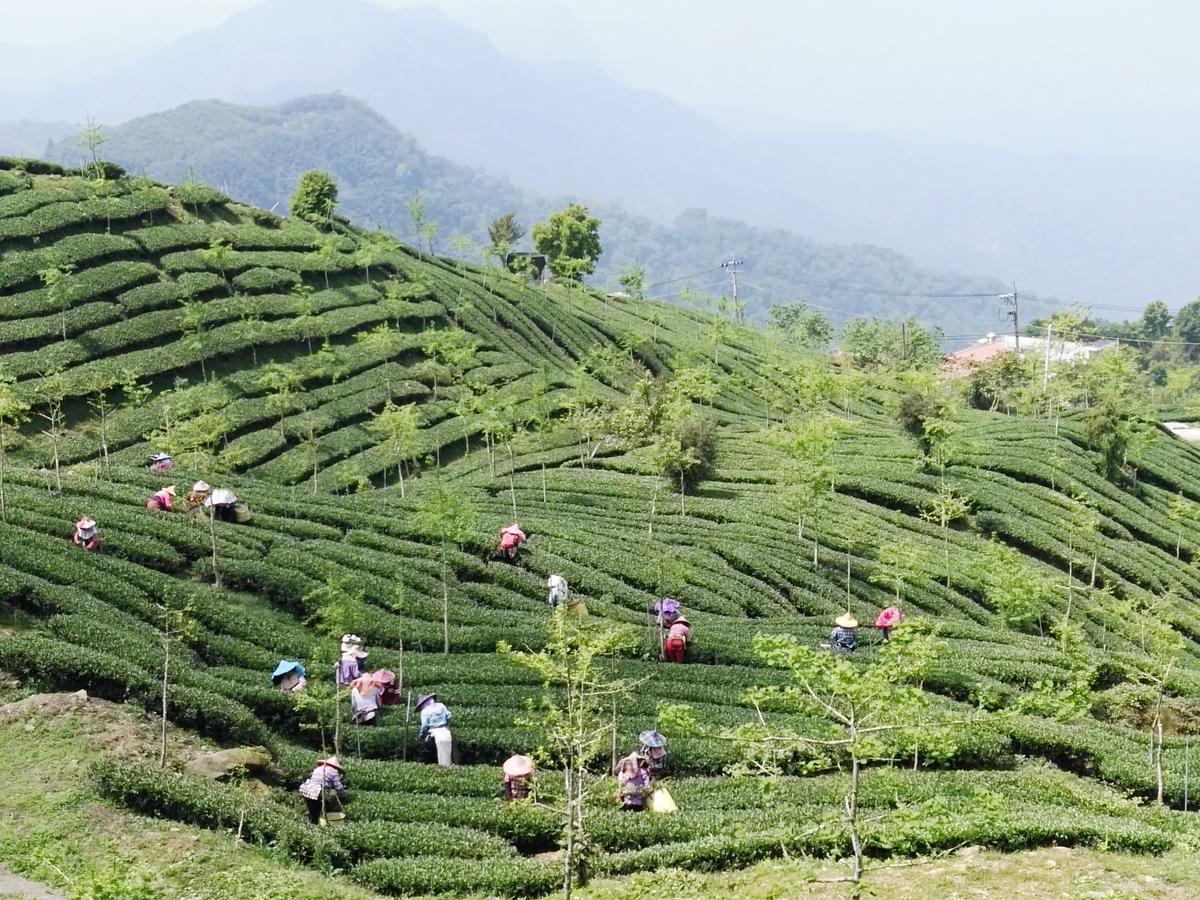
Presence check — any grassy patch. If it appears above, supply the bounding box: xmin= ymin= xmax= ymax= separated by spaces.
xmin=0 ymin=695 xmax=377 ymax=899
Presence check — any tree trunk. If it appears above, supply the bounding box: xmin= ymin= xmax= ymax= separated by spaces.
xmin=441 ymin=543 xmax=450 ymax=655
xmin=679 ymin=472 xmax=685 ymax=516
xmin=1154 ymin=689 xmax=1166 ymax=805
xmin=541 ymin=463 xmax=547 ymax=505
xmin=562 ymin=765 xmax=574 ymax=900
xmin=208 ymin=507 xmax=222 ymax=589
xmin=847 ymin=736 xmax=863 ymax=884
xmin=398 ymin=462 xmax=405 ymax=499
xmin=0 ymin=436 xmax=6 ymax=522
xmin=159 ymin=630 xmax=170 ymax=767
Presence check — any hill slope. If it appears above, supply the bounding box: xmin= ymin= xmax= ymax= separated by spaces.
xmin=3 ymin=158 xmax=1200 ymax=895
xmin=39 ymin=94 xmax=1017 ymax=332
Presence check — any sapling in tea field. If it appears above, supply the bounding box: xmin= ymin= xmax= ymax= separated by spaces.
xmin=498 ymin=606 xmax=641 ymax=900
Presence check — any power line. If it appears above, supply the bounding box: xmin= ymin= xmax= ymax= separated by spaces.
xmin=642 ymin=267 xmax=723 ymax=291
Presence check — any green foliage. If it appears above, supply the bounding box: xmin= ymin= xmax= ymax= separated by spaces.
xmin=289 ymin=170 xmax=338 ymax=226
xmin=841 ymin=316 xmax=943 ymax=369
xmin=488 ymin=212 xmax=525 ymax=263
xmin=768 ymin=302 xmax=834 ymax=349
xmin=532 ymin=203 xmax=603 ymax=282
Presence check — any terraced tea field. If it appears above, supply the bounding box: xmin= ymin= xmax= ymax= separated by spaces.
xmin=3 ymin=157 xmax=1200 ymax=895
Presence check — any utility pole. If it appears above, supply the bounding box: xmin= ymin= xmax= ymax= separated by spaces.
xmin=1000 ymin=282 xmax=1020 ymax=355
xmin=721 ymin=257 xmax=743 ymax=323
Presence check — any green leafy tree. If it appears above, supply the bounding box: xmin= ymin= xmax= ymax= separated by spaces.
xmin=412 ymin=482 xmax=478 ymax=654
xmin=488 ymin=212 xmax=525 ymax=264
xmin=533 ymin=203 xmax=602 ymax=283
xmin=421 ymin=326 xmax=478 ymax=398
xmin=1139 ymin=299 xmax=1172 ymax=342
xmin=290 ymin=282 xmax=320 ymax=354
xmin=290 ymin=170 xmax=338 ymax=226
xmin=768 ymin=414 xmax=845 ymax=552
xmin=919 ymin=481 xmax=972 ymax=589
xmin=368 ymin=401 xmax=422 ymax=498
xmin=1168 ymin=491 xmax=1197 ymax=559
xmin=1175 ymin=299 xmax=1200 ymax=360
xmin=38 ymin=263 xmax=77 ymax=343
xmin=0 ymin=375 xmax=30 ymax=522
xmin=308 ymin=234 xmax=342 ymax=290
xmin=768 ymin=302 xmax=834 ymax=349
xmin=34 ymin=373 xmax=68 ymax=493
xmin=617 ymin=264 xmax=646 ymax=299
xmin=354 ymin=233 xmax=389 ymax=284
xmin=306 ymin=573 xmax=372 ymax=754
xmin=408 ymin=194 xmax=439 ymax=258
xmin=869 ymin=537 xmax=926 ymax=605
xmin=197 ymin=235 xmax=232 ymax=293
xmin=87 ymin=388 xmax=115 ymax=475
xmin=973 ymin=541 xmax=1058 ymax=635
xmin=663 ymin=625 xmax=948 ymax=890
xmin=77 ymin=116 xmax=110 ymax=181
xmin=257 ymin=363 xmax=303 ymax=437
xmin=841 ymin=316 xmax=943 ymax=370
xmin=155 ymin=590 xmax=198 ymax=767
xmin=498 ymin=608 xmax=641 ymax=899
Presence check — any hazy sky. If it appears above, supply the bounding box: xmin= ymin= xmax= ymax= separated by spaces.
xmin=8 ymin=0 xmax=1200 ymax=139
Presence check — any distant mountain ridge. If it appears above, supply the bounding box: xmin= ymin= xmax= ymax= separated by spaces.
xmin=5 ymin=0 xmax=1196 ymax=306
xmin=43 ymin=94 xmax=1017 ymax=332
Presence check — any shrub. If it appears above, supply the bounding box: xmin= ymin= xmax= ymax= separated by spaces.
xmin=350 ymin=856 xmax=559 ymax=897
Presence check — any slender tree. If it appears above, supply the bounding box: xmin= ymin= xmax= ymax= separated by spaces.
xmin=39 ymin=264 xmax=77 ymax=343
xmin=488 ymin=212 xmax=526 ymax=264
xmin=0 ymin=375 xmax=30 ymax=522
xmin=368 ymin=401 xmax=422 ymax=498
xmin=412 ymin=482 xmax=478 ymax=654
xmin=498 ymin=608 xmax=641 ymax=900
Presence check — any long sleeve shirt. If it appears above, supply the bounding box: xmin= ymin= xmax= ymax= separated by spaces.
xmin=298 ymin=764 xmax=344 ymax=800
xmin=830 ymin=626 xmax=858 ymax=652
xmin=418 ymin=702 xmax=452 ymax=738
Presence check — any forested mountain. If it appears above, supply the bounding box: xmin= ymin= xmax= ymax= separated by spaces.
xmin=3 ymin=0 xmax=1196 ymax=306
xmin=43 ymin=94 xmax=1018 ymax=333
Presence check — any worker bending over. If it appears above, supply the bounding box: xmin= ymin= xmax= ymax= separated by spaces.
xmin=416 ymin=693 xmax=454 ymax=767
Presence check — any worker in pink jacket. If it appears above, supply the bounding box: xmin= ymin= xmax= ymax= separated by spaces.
xmin=146 ymin=485 xmax=176 ymax=512
xmin=663 ymin=616 xmax=691 ymax=663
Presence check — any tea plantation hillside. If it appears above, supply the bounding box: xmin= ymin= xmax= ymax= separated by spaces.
xmin=4 ymin=157 xmax=1200 ymax=896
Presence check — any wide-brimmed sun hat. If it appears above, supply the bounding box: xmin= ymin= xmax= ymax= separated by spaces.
xmin=160 ymin=485 xmax=177 ymax=496
xmin=149 ymin=452 xmax=171 ymax=462
xmin=76 ymin=517 xmax=97 ymax=531
xmin=639 ymin=730 xmax=666 ymax=749
xmin=875 ymin=607 xmax=903 ymax=628
xmin=271 ymin=660 xmax=305 ymax=681
xmin=416 ymin=693 xmax=437 ymax=710
xmin=192 ymin=480 xmax=211 ymax=493
xmin=503 ymin=754 xmax=534 ymax=778
xmin=319 ymin=755 xmax=343 ymax=771
xmin=835 ymin=613 xmax=859 ymax=629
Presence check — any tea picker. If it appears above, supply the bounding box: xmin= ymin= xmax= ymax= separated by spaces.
xmin=298 ymin=755 xmax=348 ymax=825
xmin=148 ymin=451 xmax=174 ymax=474
xmin=72 ymin=516 xmax=99 ymax=552
xmin=146 ymin=484 xmax=176 ymax=512
xmin=416 ymin=693 xmax=454 ymax=767
xmin=497 ymin=523 xmax=527 ymax=562
xmin=501 ymin=754 xmax=535 ymax=802
xmin=271 ymin=660 xmax=307 ymax=693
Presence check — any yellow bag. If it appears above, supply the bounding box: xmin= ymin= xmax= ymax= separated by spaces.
xmin=647 ymin=787 xmax=677 ymax=814
xmin=568 ymin=600 xmax=588 ymax=618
